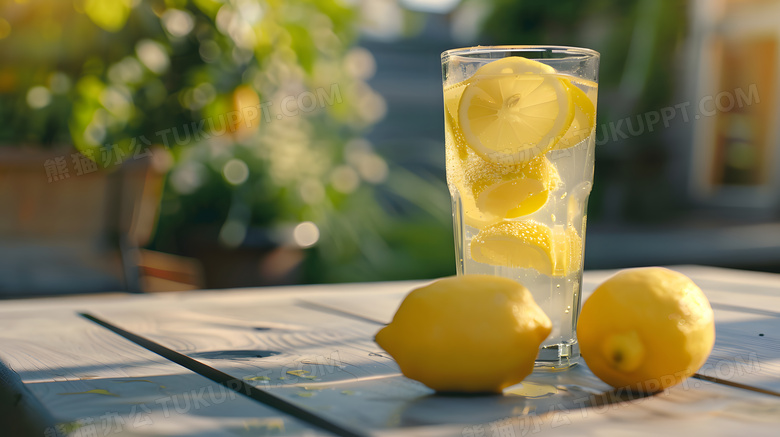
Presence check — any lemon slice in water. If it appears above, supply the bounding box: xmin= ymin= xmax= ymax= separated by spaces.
xmin=471 ymin=220 xmax=582 ymax=276
xmin=467 ymin=155 xmax=561 ymax=220
xmin=470 ymin=220 xmax=556 ymax=275
xmin=458 ymin=57 xmax=574 ymax=165
xmin=555 ymin=79 xmax=597 ymax=150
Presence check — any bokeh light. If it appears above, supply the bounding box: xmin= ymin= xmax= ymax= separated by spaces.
xmin=26 ymin=86 xmax=51 ymax=109
xmin=162 ymin=9 xmax=195 ymax=38
xmin=293 ymin=221 xmax=320 ymax=248
xmin=135 ymin=39 xmax=169 ymax=75
xmin=223 ymin=159 xmax=250 ymax=186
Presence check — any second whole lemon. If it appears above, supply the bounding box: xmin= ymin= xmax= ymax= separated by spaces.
xmin=577 ymin=267 xmax=715 ymax=393
xmin=375 ymin=275 xmax=552 ymax=393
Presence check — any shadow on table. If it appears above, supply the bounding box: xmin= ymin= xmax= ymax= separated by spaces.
xmin=0 ymin=381 xmax=47 ymax=437
xmin=4 ymin=373 xmax=315 ymax=436
xmin=396 ymin=365 xmax=655 ymax=428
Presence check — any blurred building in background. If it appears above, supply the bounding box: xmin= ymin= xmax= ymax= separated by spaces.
xmin=1 ymin=0 xmax=780 ymax=297
xmin=687 ymin=0 xmax=780 ymax=210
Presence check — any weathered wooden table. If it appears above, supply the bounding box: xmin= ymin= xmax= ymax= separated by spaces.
xmin=1 ymin=266 xmax=778 ymax=436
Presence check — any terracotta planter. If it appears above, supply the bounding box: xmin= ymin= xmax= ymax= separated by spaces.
xmin=0 ymin=146 xmax=169 ymax=296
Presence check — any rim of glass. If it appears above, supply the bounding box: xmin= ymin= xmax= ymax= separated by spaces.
xmin=441 ymin=45 xmax=599 ymax=60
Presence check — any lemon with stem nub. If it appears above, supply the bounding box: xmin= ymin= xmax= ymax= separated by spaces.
xmin=375 ymin=275 xmax=552 ymax=393
xmin=577 ymin=267 xmax=715 ymax=393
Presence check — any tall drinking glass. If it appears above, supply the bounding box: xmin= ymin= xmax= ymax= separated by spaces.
xmin=441 ymin=46 xmax=599 ymax=369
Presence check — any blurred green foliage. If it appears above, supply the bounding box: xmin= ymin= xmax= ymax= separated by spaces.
xmin=480 ymin=0 xmax=688 ymax=222
xmin=481 ymin=0 xmax=687 ymax=115
xmin=0 ymin=0 xmax=454 ymax=284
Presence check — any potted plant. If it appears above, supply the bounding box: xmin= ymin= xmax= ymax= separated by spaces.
xmin=0 ymin=0 xmax=452 ymax=293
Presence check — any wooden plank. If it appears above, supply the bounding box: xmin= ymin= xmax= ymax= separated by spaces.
xmin=2 ymin=266 xmax=777 ymax=435
xmin=371 ymin=375 xmax=780 ymax=437
xmin=85 ymin=281 xmax=780 ymax=435
xmin=83 ymin=291 xmax=440 ymax=433
xmin=82 ymin=312 xmax=367 ymax=437
xmin=0 ymin=308 xmax=326 ymax=436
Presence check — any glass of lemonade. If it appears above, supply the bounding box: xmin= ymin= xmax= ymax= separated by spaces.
xmin=441 ymin=46 xmax=599 ymax=369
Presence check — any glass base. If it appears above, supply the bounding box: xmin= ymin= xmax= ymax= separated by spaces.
xmin=534 ymin=342 xmax=580 ymax=371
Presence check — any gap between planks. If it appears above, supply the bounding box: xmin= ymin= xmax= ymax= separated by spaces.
xmin=79 ymin=312 xmax=367 ymax=437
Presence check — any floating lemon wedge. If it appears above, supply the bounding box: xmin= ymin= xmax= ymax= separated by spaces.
xmin=470 ymin=220 xmax=556 ymax=275
xmin=555 ymin=79 xmax=597 ymax=150
xmin=458 ymin=57 xmax=574 ymax=165
xmin=454 ymin=185 xmax=497 ymax=229
xmin=467 ymin=155 xmax=561 ymax=220
xmin=471 ymin=220 xmax=582 ymax=276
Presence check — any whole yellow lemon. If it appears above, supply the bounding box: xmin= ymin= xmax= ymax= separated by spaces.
xmin=375 ymin=275 xmax=552 ymax=393
xmin=577 ymin=267 xmax=715 ymax=393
